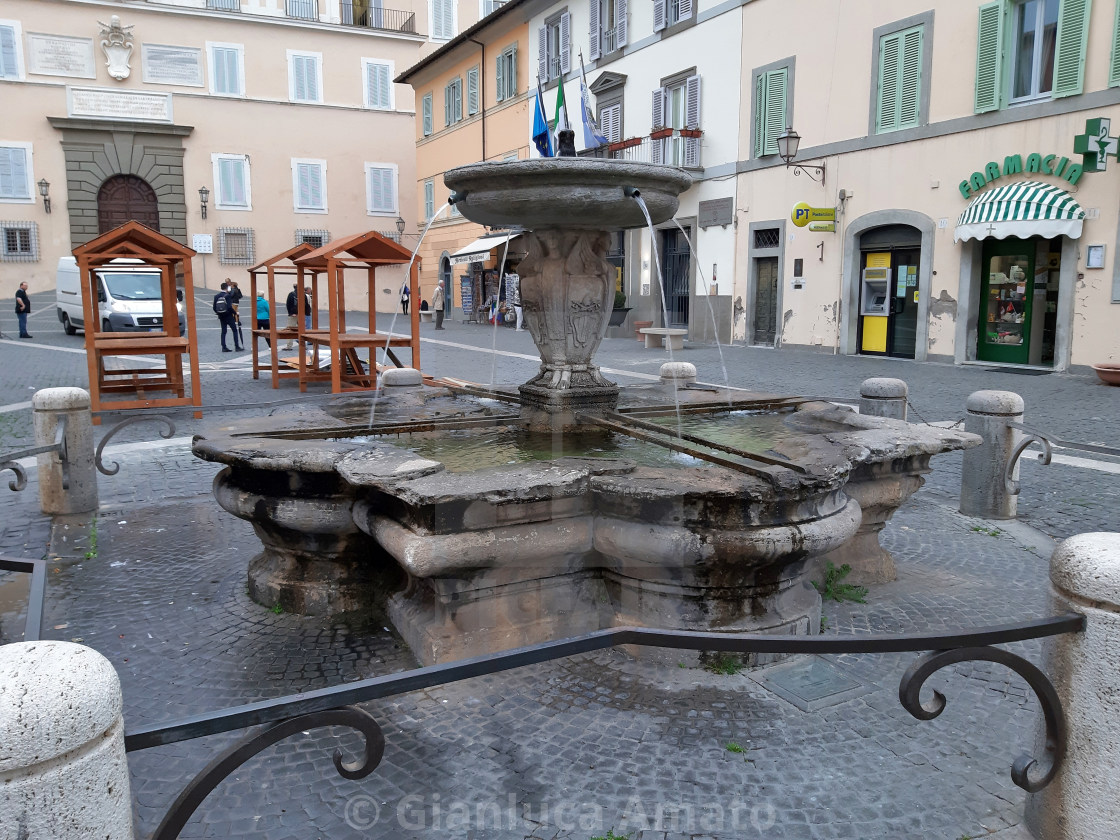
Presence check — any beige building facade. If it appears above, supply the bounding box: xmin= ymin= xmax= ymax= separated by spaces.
xmin=0 ymin=0 xmax=498 ymax=314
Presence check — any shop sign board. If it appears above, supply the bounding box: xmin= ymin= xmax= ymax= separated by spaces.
xmin=791 ymin=203 xmax=835 ymax=227
xmin=808 ymin=221 xmax=835 ymax=233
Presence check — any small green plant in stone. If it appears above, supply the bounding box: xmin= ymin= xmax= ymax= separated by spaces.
xmin=820 ymin=614 xmax=830 ymax=633
xmin=971 ymin=525 xmax=1002 ymax=537
xmin=725 ymin=742 xmax=745 ymax=753
xmin=84 ymin=517 xmax=99 ymax=560
xmin=813 ymin=562 xmax=868 ymax=604
xmin=702 ymin=653 xmax=743 ymax=675
xmin=270 ymin=603 xmax=283 ymax=614
xmin=590 ymin=830 xmax=631 ymax=840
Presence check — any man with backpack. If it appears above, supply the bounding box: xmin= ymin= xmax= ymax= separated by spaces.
xmin=213 ymin=282 xmax=241 ymax=352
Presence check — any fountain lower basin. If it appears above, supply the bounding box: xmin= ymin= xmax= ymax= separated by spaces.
xmin=193 ymin=381 xmax=978 ymax=665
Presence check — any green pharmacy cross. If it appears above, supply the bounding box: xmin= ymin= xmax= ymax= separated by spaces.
xmin=1074 ymin=117 xmax=1119 ymax=173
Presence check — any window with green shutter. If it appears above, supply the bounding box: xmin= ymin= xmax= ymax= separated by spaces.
xmin=974 ymin=1 xmax=1004 ymax=113
xmin=876 ymin=25 xmax=923 ymax=133
xmin=753 ymin=67 xmax=786 ymax=158
xmin=1052 ymin=0 xmax=1089 ymax=98
xmin=1111 ymin=0 xmax=1120 ymax=87
xmin=422 ymin=93 xmax=433 ymax=135
xmin=467 ymin=66 xmax=479 ymax=116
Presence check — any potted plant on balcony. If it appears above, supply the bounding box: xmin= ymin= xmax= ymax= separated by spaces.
xmin=679 ymin=128 xmax=703 ymax=138
xmin=650 ymin=127 xmax=673 ymax=141
xmin=608 ymin=288 xmax=631 ymax=327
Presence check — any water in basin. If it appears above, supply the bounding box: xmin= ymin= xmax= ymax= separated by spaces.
xmin=362 ymin=411 xmax=805 ymax=473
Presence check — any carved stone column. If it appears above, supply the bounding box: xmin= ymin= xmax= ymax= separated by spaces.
xmin=517 ymin=229 xmax=619 ymax=414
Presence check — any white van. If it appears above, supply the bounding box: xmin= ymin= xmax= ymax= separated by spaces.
xmin=56 ymin=257 xmax=186 ymax=335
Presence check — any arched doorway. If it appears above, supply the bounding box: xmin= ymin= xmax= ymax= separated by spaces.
xmin=856 ymin=224 xmax=921 ymax=359
xmin=98 ymin=175 xmax=160 ymax=233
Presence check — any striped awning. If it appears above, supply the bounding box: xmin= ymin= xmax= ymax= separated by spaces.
xmin=955 ymin=181 xmax=1085 ymax=242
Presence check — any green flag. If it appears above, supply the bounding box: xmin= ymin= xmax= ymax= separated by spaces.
xmin=553 ymin=76 xmax=569 ymax=148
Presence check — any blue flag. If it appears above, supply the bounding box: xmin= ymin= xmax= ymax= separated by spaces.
xmin=579 ymin=53 xmax=608 ymax=149
xmin=533 ymin=78 xmax=553 ymax=158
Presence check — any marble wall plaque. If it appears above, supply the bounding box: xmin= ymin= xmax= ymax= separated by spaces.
xmin=28 ymin=34 xmax=96 ymax=79
xmin=142 ymin=44 xmax=203 ymax=86
xmin=68 ymin=87 xmax=174 ymax=123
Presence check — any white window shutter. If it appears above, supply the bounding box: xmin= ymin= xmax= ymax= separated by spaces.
xmin=653 ymin=0 xmax=666 ymax=32
xmin=0 ymin=26 xmax=17 ymax=78
xmin=0 ymin=147 xmax=28 ymax=198
xmin=685 ymin=74 xmax=700 ymax=129
xmin=589 ymin=1 xmax=601 ymax=61
xmin=651 ymin=87 xmax=664 ymax=129
xmin=679 ymin=0 xmax=692 ymax=21
xmin=297 ymin=163 xmax=311 ymax=207
xmin=616 ymin=0 xmax=628 ymax=47
xmin=309 ymin=57 xmax=320 ymax=101
xmin=213 ymin=49 xmax=227 ymax=93
xmin=560 ymin=13 xmax=571 ymax=74
xmin=225 ymin=49 xmax=239 ymax=93
xmin=603 ymin=103 xmax=621 ymax=143
xmin=293 ymin=56 xmax=307 ymax=100
xmin=467 ymin=67 xmax=479 ymax=115
xmin=370 ymin=168 xmax=384 ymax=211
xmin=537 ymin=27 xmax=547 ymax=83
xmin=383 ymin=169 xmax=396 ymax=212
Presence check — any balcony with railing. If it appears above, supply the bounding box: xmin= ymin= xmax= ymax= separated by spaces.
xmin=593 ymin=128 xmax=703 ymax=169
xmin=286 ymin=0 xmax=319 ymax=20
xmin=601 ymin=27 xmax=620 ymax=55
xmin=341 ymin=1 xmax=418 ymax=33
xmin=206 ymin=0 xmax=242 ymax=10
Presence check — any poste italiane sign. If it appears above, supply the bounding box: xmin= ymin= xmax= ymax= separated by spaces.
xmin=791 ymin=203 xmax=835 ymax=228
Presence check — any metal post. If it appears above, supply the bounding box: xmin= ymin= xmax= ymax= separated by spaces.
xmin=32 ymin=387 xmax=98 ymax=515
xmin=0 ymin=642 xmax=134 ymax=839
xmin=1026 ymin=533 xmax=1120 ymax=839
xmin=859 ymin=377 xmax=908 ymax=420
xmin=959 ymin=390 xmax=1023 ymax=520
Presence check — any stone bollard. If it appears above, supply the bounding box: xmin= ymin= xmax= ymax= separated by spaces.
xmin=1026 ymin=533 xmax=1120 ymax=840
xmin=859 ymin=377 xmax=907 ymax=420
xmin=381 ymin=367 xmax=424 ymax=388
xmin=0 ymin=641 xmax=134 ymax=839
xmin=659 ymin=361 xmax=697 ymax=387
xmin=959 ymin=389 xmax=1023 ymax=520
xmin=32 ymin=387 xmax=98 ymax=515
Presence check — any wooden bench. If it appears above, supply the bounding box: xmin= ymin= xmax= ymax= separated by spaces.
xmin=640 ymin=327 xmax=688 ymax=351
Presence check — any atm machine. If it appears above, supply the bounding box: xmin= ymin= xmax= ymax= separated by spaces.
xmin=860 ymin=266 xmax=890 ymax=353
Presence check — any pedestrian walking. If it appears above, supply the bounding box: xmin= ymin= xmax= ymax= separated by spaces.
xmin=256 ymin=291 xmax=270 ymax=348
xmin=432 ymin=281 xmax=445 ymax=330
xmin=227 ymin=279 xmax=244 ymax=348
xmin=212 ymin=282 xmax=241 ymax=352
xmin=505 ymin=272 xmax=524 ymax=331
xmin=400 ymin=279 xmax=411 ymax=314
xmin=15 ymin=282 xmax=32 ymax=338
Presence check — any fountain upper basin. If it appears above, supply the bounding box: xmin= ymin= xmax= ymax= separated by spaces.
xmin=444 ymin=158 xmax=693 ymax=230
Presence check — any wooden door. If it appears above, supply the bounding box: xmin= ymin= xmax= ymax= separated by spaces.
xmin=98 ymin=175 xmax=160 ymax=233
xmin=752 ymin=256 xmax=778 ymax=345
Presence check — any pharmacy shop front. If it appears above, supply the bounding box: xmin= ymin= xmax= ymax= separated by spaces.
xmin=954 ymin=181 xmax=1085 ymax=370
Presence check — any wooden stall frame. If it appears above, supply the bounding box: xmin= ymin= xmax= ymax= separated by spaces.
xmin=246 ymin=243 xmax=318 ymax=389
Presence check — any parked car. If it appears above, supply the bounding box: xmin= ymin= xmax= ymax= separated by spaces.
xmin=56 ymin=257 xmax=187 ymax=335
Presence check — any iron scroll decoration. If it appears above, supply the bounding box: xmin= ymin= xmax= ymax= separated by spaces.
xmin=900 ymin=646 xmax=1065 ymax=792
xmin=95 ymin=414 xmax=176 ymax=475
xmin=150 ymin=706 xmax=384 ymax=840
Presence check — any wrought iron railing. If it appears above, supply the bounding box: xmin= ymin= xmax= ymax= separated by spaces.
xmin=601 ymin=27 xmax=619 ymax=54
xmin=606 ymin=130 xmax=702 ymax=169
xmin=124 ymin=614 xmax=1084 ymax=837
xmin=206 ymin=0 xmax=241 ymax=11
xmin=0 ymin=555 xmax=47 ymax=642
xmin=1 ymin=415 xmax=68 ymax=492
xmin=1005 ymin=420 xmax=1120 ymax=495
xmin=285 ymin=0 xmax=319 ymax=20
xmin=339 ymin=2 xmax=417 ymax=33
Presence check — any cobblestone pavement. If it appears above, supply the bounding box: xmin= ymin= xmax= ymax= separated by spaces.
xmin=1 ymin=289 xmax=1114 ymax=838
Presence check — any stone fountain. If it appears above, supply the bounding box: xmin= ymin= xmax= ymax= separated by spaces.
xmin=194 ymin=154 xmax=978 ymax=665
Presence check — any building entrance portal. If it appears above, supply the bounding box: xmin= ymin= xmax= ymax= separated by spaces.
xmin=98 ymin=175 xmax=160 ymax=234
xmin=661 ymin=226 xmax=690 ymax=327
xmin=976 ymin=236 xmax=1060 ymax=366
xmin=857 ymin=225 xmax=921 ymax=359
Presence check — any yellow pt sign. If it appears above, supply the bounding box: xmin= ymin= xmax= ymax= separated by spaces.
xmin=791 ymin=202 xmax=836 ymax=227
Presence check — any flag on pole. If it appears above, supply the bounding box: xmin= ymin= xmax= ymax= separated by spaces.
xmin=532 ymin=77 xmax=554 ymax=157
xmin=579 ymin=52 xmax=608 ymax=149
xmin=553 ymin=74 xmax=570 ymax=150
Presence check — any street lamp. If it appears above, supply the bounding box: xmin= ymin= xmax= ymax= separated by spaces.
xmin=37 ymin=179 xmax=51 ymax=214
xmin=199 ymin=186 xmax=210 ymax=220
xmin=777 ymin=125 xmax=825 ymax=184
xmin=395 ymin=215 xmax=406 ymax=240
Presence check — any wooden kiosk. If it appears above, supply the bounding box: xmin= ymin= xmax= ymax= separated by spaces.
xmin=292 ymin=231 xmax=420 ymax=393
xmin=73 ymin=221 xmax=202 ymax=418
xmin=246 ymin=243 xmax=318 ymax=389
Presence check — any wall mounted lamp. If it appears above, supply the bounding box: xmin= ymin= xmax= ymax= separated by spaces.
xmin=777 ymin=126 xmax=826 ymax=184
xmin=396 ymin=215 xmax=406 ymax=238
xmin=37 ymin=179 xmax=51 ymax=214
xmin=199 ymin=186 xmax=210 ymax=220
